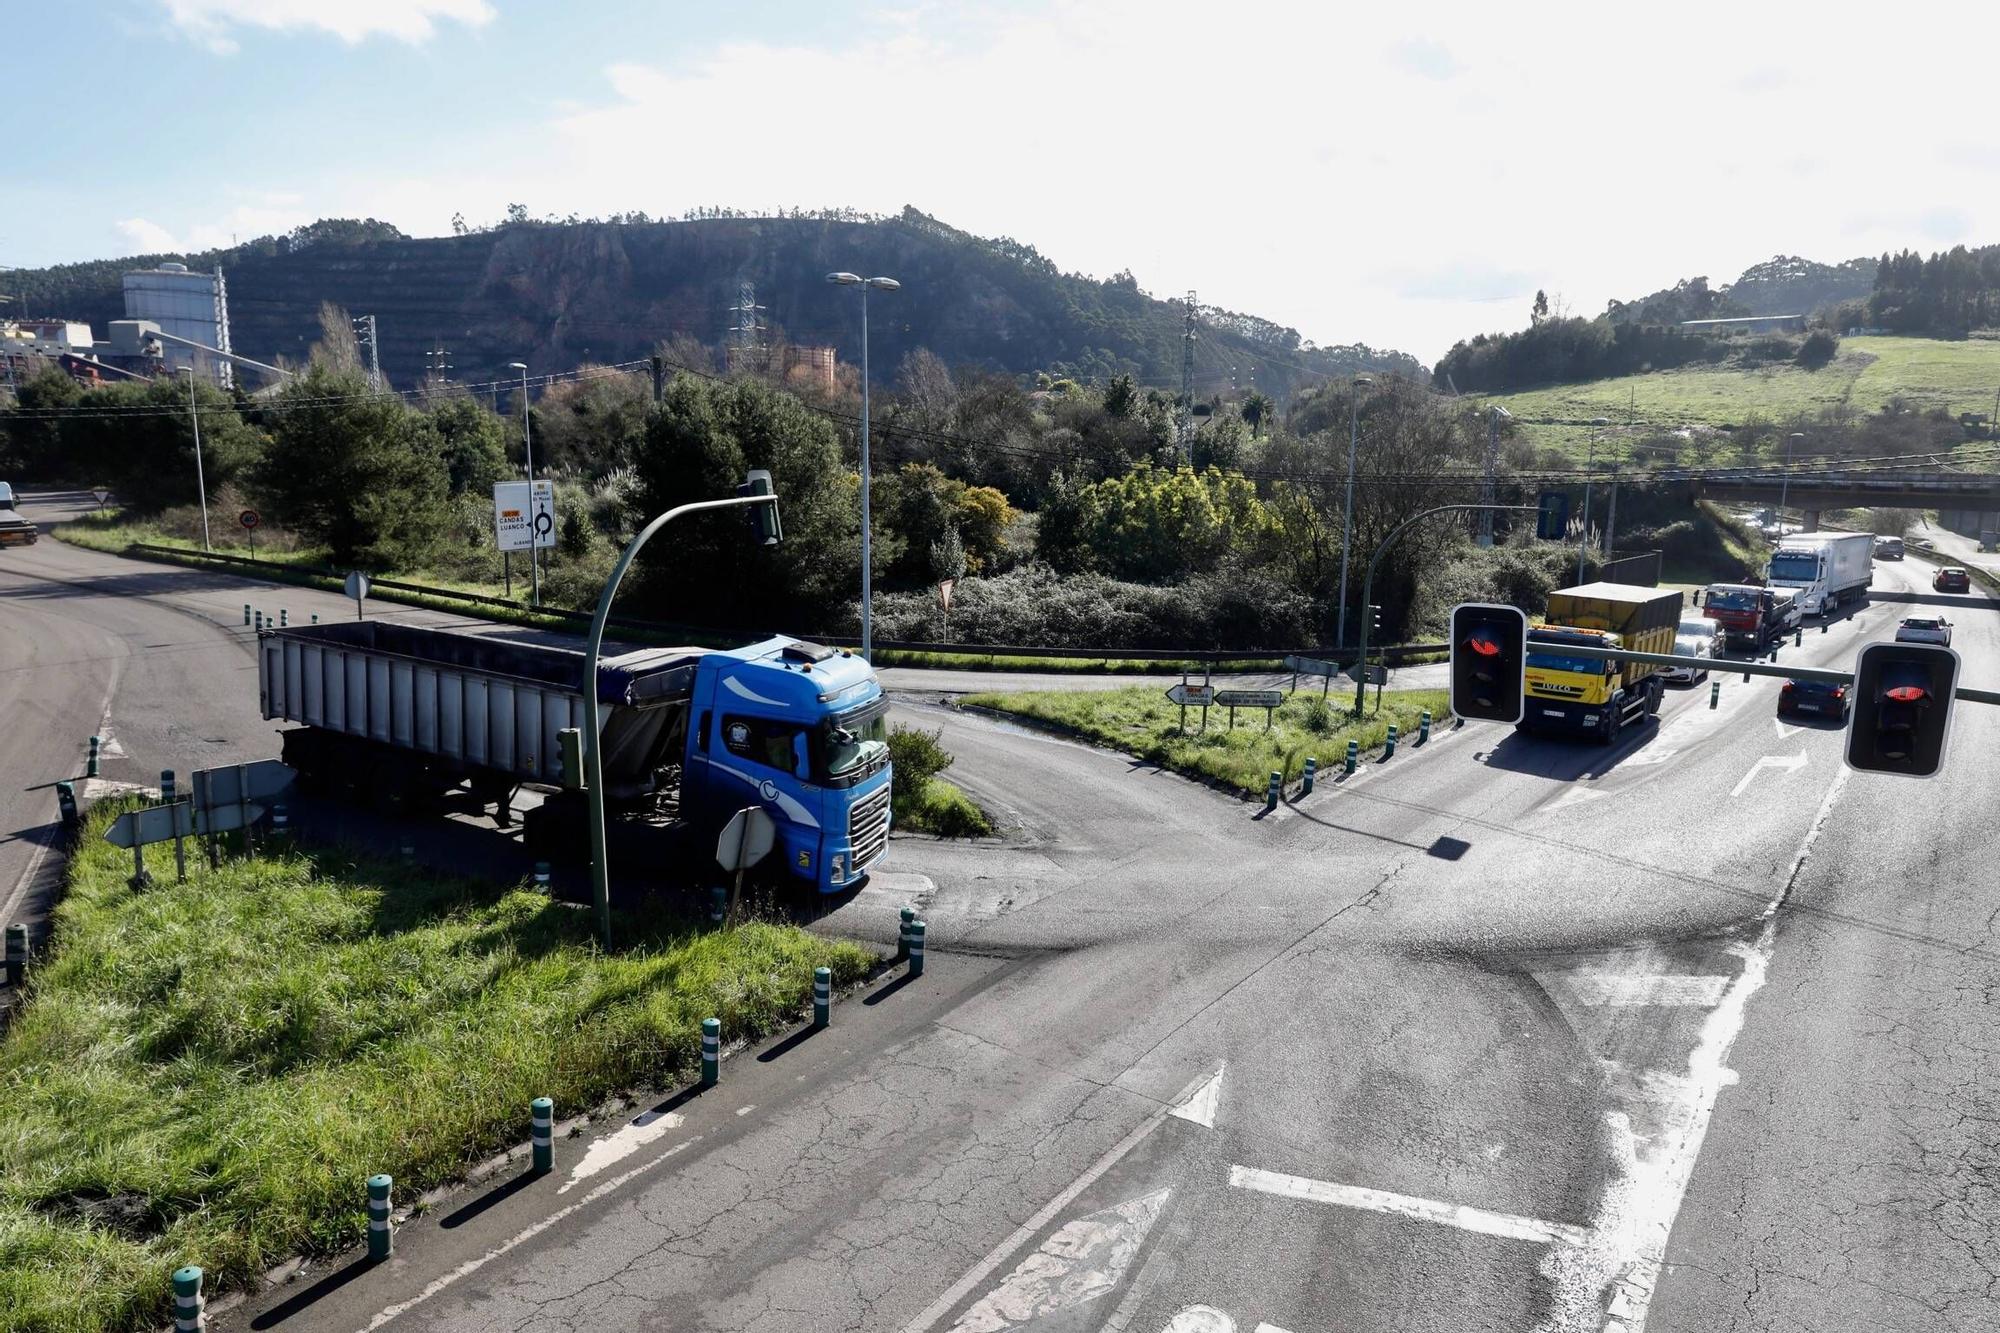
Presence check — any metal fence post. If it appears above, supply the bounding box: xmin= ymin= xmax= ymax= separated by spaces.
xmin=1301 ymin=756 xmax=1317 ymax=795
xmin=701 ymin=1017 xmax=721 ymax=1087
xmin=909 ymin=920 xmax=927 ymax=977
xmin=530 ymin=1097 xmax=554 ymax=1174
xmin=171 ymin=1265 xmax=204 ymax=1332
xmin=366 ymin=1174 xmax=393 ymax=1260
xmin=813 ymin=966 xmax=831 ymax=1028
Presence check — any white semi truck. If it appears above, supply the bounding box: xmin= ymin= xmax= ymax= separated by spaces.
xmin=1765 ymin=531 xmax=1874 ymax=616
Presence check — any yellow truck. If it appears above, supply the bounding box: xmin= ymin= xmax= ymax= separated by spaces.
xmin=1519 ymin=582 xmax=1684 ymax=745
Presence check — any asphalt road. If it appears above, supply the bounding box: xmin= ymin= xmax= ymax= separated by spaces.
xmin=6 ymin=494 xmax=1996 ymax=1332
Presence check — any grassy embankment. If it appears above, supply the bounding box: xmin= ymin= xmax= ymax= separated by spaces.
xmin=0 ymin=800 xmax=874 ymax=1333
xmin=962 ymin=685 xmax=1450 ymax=795
xmin=1492 ymin=334 xmax=2000 ymax=457
xmin=53 ymin=515 xmax=1298 ymax=675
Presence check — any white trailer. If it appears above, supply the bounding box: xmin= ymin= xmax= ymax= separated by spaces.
xmin=1766 ymin=530 xmax=1874 ymax=616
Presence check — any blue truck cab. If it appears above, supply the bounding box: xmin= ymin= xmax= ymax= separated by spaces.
xmin=687 ymin=637 xmax=892 ymax=892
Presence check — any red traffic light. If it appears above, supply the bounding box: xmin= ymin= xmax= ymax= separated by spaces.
xmin=1465 ymin=632 xmax=1502 ymax=657
xmin=1884 ymin=685 xmax=1927 ymax=703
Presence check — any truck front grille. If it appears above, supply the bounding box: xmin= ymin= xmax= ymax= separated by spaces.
xmin=849 ymin=785 xmax=891 ymax=869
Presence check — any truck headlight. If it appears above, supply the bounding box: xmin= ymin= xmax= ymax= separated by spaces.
xmin=830 ymin=854 xmax=847 ymax=884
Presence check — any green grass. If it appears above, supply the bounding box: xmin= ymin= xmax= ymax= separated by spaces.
xmin=962 ymin=686 xmax=1450 ymax=794
xmin=896 ymin=778 xmax=995 ymax=837
xmin=1488 ymin=335 xmax=2000 ymax=458
xmin=870 ymin=649 xmax=1289 ymax=673
xmin=0 ymin=800 xmax=874 ymax=1333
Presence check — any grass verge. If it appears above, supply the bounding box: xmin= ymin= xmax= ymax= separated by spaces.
xmin=962 ymin=685 xmax=1451 ymax=794
xmin=0 ymin=799 xmax=874 ymax=1333
xmin=896 ymin=778 xmax=995 ymax=837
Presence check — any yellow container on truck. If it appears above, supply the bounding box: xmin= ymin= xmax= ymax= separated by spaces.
xmin=1520 ymin=582 xmax=1684 ymax=745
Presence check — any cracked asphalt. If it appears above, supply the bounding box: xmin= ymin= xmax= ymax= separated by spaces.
xmin=6 ymin=494 xmax=1996 ymax=1332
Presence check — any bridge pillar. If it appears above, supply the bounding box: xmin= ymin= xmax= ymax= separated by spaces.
xmin=1802 ymin=510 xmax=1820 ymax=532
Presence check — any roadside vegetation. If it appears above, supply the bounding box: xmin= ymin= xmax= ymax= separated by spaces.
xmin=961 ymin=685 xmax=1450 ymax=794
xmin=887 ymin=725 xmax=993 ymax=836
xmin=0 ymin=800 xmax=873 ymax=1333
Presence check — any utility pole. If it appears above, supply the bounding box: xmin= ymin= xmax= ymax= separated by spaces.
xmin=1177 ymin=290 xmax=1197 ymax=458
xmin=730 ymin=281 xmax=765 ymax=372
xmin=423 ymin=343 xmax=451 ymax=394
xmin=1604 ymin=465 xmax=1619 ymax=569
xmin=352 ymin=315 xmax=380 ymax=390
xmin=1479 ymin=406 xmax=1508 ymax=547
xmin=651 ymin=353 xmax=666 ymax=404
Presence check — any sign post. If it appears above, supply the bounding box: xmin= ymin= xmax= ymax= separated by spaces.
xmin=1215 ymin=688 xmax=1285 ymax=730
xmin=1165 ymin=680 xmax=1215 ymax=734
xmin=344 ymin=571 xmax=370 ymax=621
xmin=92 ymin=488 xmax=111 ymax=512
xmin=493 ymin=481 xmax=556 ymax=607
xmin=239 ymin=508 xmax=260 ymax=557
xmin=716 ymin=805 xmax=776 ymax=925
xmin=1285 ymin=655 xmax=1340 ymax=700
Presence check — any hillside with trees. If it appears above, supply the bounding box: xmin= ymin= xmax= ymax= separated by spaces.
xmin=4 ymin=208 xmax=1420 ymax=400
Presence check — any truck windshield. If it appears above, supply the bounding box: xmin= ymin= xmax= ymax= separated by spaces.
xmin=1706 ymin=590 xmax=1757 ymax=610
xmin=819 ymin=701 xmax=889 ymax=781
xmin=1527 ymin=651 xmax=1607 ymax=675
xmin=1768 ymin=552 xmax=1819 ymax=581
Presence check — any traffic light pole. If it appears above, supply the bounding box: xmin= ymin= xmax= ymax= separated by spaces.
xmin=1353 ymin=504 xmax=1535 ymax=715
xmin=1477 ymin=639 xmax=2000 ymax=706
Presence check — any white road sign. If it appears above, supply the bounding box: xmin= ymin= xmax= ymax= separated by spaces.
xmin=494 ymin=480 xmax=557 ymax=552
xmin=1165 ymin=683 xmax=1216 ymax=706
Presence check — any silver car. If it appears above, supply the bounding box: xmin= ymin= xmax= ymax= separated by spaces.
xmin=1662 ymin=617 xmax=1717 ymax=683
xmin=1894 ymin=616 xmax=1953 ymax=646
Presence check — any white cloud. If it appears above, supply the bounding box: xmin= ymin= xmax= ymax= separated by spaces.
xmin=162 ymin=0 xmax=493 ymax=52
xmin=115 ymin=218 xmax=183 ymax=254
xmin=111 ymin=198 xmax=319 ymax=255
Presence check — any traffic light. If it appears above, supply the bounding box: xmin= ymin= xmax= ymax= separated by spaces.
xmin=1845 ymin=641 xmax=1960 ymax=778
xmin=1369 ymin=604 xmax=1384 ymax=637
xmin=1449 ymin=602 xmax=1528 ymax=724
xmin=1536 ymin=491 xmax=1570 ymax=541
xmin=738 ymin=468 xmax=783 ymax=546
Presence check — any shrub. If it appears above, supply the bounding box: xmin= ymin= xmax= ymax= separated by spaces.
xmin=1299 ymin=695 xmax=1335 ymax=735
xmin=888 ymin=725 xmax=953 ymax=791
xmin=1795 ymin=330 xmax=1839 ymax=370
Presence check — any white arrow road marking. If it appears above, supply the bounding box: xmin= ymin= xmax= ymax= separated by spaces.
xmin=948 ymin=1188 xmax=1170 ymax=1333
xmin=1228 ymin=1166 xmax=1592 ymax=1248
xmin=559 ymin=1109 xmax=685 ymax=1194
xmin=901 ymin=1066 xmax=1224 ymax=1333
xmin=1729 ymin=752 xmax=1807 ymax=798
xmin=1159 ymin=1307 xmax=1235 ymax=1332
xmin=1169 ymin=1064 xmax=1225 ymax=1129
xmin=1772 ymin=716 xmax=1805 ymax=741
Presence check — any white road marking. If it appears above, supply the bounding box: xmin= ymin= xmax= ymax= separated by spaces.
xmin=1771 ymin=716 xmax=1805 ymax=741
xmin=558 ymin=1109 xmax=685 ymax=1194
xmin=1728 ymin=752 xmax=1806 ymax=798
xmin=1169 ymin=1064 xmax=1225 ymax=1129
xmin=735 ymin=1104 xmax=756 ymax=1116
xmin=1159 ymin=1307 xmax=1235 ymax=1332
xmin=949 ymin=1188 xmax=1170 ymax=1332
xmin=1540 ymin=787 xmax=1605 ymax=814
xmin=1563 ymin=973 xmax=1732 ymax=1007
xmin=1227 ymin=1165 xmax=1591 ymax=1248
xmin=1534 ymin=765 xmax=1853 ymax=1333
xmin=355 ymin=1138 xmax=700 ymax=1331
xmin=900 ymin=1066 xmax=1223 ymax=1333
xmin=1252 ymin=1325 xmax=1297 ymax=1333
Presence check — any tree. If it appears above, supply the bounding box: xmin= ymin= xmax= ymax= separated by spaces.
xmin=426 ymin=396 xmax=511 ymax=497
xmin=0 ymin=365 xmax=82 ymax=478
xmin=1239 ymin=390 xmax=1273 ymax=439
xmin=954 ymin=485 xmax=1016 ymax=575
xmin=257 ymin=366 xmax=450 ymax=566
xmin=1532 ymin=290 xmax=1550 ymax=325
xmin=58 ymin=376 xmax=262 ymax=512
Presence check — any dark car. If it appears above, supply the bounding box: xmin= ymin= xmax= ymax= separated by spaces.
xmin=1778 ymin=677 xmax=1851 ymax=721
xmin=1933 ymin=567 xmax=1971 ymax=593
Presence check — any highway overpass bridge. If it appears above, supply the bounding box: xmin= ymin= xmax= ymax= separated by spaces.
xmin=1693 ymin=469 xmax=2000 ymax=533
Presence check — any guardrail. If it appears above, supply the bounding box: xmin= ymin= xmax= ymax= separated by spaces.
xmin=122 ymin=542 xmax=1448 ymax=666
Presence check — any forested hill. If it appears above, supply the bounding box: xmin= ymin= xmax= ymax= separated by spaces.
xmin=7 ymin=208 xmax=1421 ymax=397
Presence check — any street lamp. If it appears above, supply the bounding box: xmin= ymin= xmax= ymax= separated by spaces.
xmin=1335 ymin=374 xmax=1374 ymax=651
xmin=826 ymin=271 xmax=901 ymax=661
xmin=1578 ymin=417 xmax=1610 ymax=583
xmin=507 ymin=361 xmax=540 ymax=608
xmin=177 ymin=367 xmax=211 ymax=552
xmin=1781 ymin=431 xmax=1805 ymax=531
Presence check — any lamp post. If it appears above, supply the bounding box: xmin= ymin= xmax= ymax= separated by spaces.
xmin=1335 ymin=374 xmax=1374 ymax=652
xmin=178 ymin=368 xmax=211 ymax=552
xmin=1577 ymin=416 xmax=1610 ymax=583
xmin=1780 ymin=431 xmax=1805 ymax=532
xmin=507 ymin=361 xmax=540 ymax=607
xmin=582 ymin=473 xmax=781 ymax=943
xmin=826 ymin=272 xmax=901 ymax=661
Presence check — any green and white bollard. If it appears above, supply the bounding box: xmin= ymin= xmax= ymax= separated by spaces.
xmin=1301 ymin=756 xmax=1317 ymax=796
xmin=1419 ymin=710 xmax=1433 ymax=744
xmin=533 ymin=862 xmax=551 ymax=892
xmin=56 ymin=780 xmax=79 ymax=827
xmin=1345 ymin=739 xmax=1359 ymax=776
xmin=271 ymin=802 xmax=289 ymax=842
xmin=171 ymin=1265 xmax=204 ymax=1332
xmin=280 ymin=609 xmax=289 ymax=628
xmin=1820 ymin=620 xmax=1828 ymax=635
xmin=243 ymin=604 xmax=252 ymax=626
xmin=908 ymin=920 xmax=927 ymax=977
xmin=160 ymin=770 xmax=176 ymax=804
xmin=897 ymin=906 xmax=916 ymax=962
xmin=366 ymin=1174 xmax=393 ymax=1260
xmin=254 ymin=610 xmax=263 ymax=632
xmin=87 ymin=735 xmax=101 ymax=778
xmin=1264 ymin=770 xmax=1282 ymax=813
xmin=701 ymin=1017 xmax=721 ymax=1087
xmin=1794 ymin=628 xmax=1803 ymax=648
xmin=813 ymin=966 xmax=831 ymax=1028
xmin=1383 ymin=724 xmax=1399 ymax=761
xmin=5 ymin=923 xmax=26 ymax=988
xmin=530 ymin=1097 xmax=554 ymax=1174
xmin=710 ymin=886 xmax=727 ymax=925
xmin=312 ymin=613 xmax=319 ymax=625
xmin=1709 ymin=679 xmax=1721 ymax=709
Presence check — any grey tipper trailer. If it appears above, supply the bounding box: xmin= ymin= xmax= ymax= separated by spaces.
xmin=258 ymin=620 xmax=700 ymax=823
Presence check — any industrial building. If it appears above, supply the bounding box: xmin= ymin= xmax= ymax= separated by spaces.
xmin=122 ymin=262 xmax=235 ymax=387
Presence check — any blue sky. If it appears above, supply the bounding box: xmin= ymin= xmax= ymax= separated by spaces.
xmin=9 ymin=1 xmax=2000 ymax=360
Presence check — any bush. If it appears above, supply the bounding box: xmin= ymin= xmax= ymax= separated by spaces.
xmin=888 ymin=724 xmax=953 ymax=792
xmin=1299 ymin=695 xmax=1335 ymax=735
xmin=1795 ymin=329 xmax=1840 ymax=370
